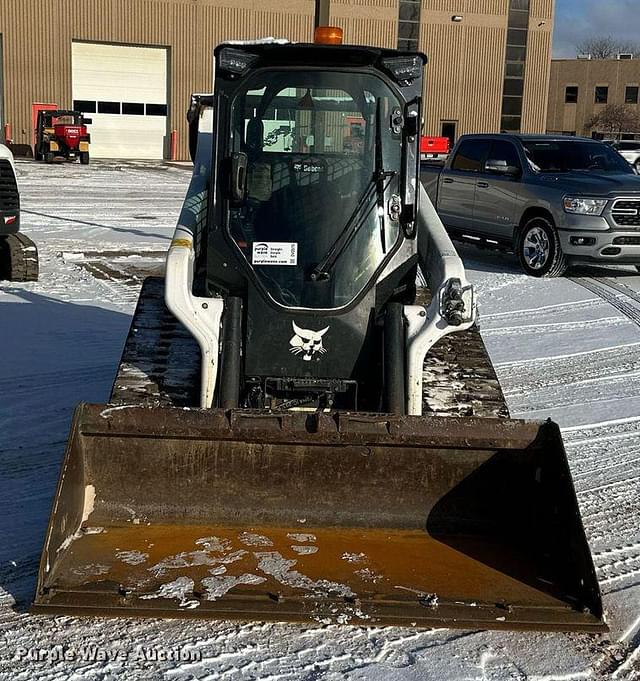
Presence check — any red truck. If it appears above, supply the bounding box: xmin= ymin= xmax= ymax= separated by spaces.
xmin=420 ymin=135 xmax=450 ymax=161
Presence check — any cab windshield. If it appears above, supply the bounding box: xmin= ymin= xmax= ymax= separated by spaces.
xmin=523 ymin=140 xmax=632 ymax=174
xmin=228 ymin=69 xmax=403 ymax=309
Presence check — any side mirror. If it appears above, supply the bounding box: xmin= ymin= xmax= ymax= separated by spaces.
xmin=83 ymin=118 xmax=92 ymax=125
xmin=485 ymin=158 xmax=520 ymax=177
xmin=230 ymin=152 xmax=248 ymax=203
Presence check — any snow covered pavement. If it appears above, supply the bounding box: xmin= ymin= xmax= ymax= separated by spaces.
xmin=0 ymin=160 xmax=639 ymax=679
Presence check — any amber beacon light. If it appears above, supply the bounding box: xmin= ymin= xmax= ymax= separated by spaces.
xmin=314 ymin=26 xmax=343 ymax=44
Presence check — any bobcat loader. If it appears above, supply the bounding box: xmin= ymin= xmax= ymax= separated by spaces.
xmin=33 ymin=34 xmax=605 ymax=632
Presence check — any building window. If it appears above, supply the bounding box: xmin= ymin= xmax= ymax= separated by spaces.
xmin=73 ymin=100 xmax=96 ymax=113
xmin=595 ymin=86 xmax=608 ymax=104
xmin=397 ymin=0 xmax=421 ymax=51
xmin=501 ymin=115 xmax=522 ymax=132
xmin=565 ymin=86 xmax=578 ymax=103
xmin=146 ymin=103 xmax=168 ymax=116
xmin=625 ymin=86 xmax=639 ymax=104
xmin=500 ymin=0 xmax=530 ymax=134
xmin=98 ymin=101 xmax=121 ymax=114
xmin=122 ymin=102 xmax=145 ymax=116
xmin=441 ymin=121 xmax=457 ymax=146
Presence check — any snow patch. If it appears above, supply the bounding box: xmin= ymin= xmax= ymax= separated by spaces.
xmin=99 ymin=405 xmax=136 ymax=418
xmin=255 ymin=551 xmax=355 ymax=598
xmin=354 ymin=567 xmax=383 ymax=583
xmin=71 ymin=563 xmax=110 ymax=577
xmin=194 ymin=536 xmax=232 ymax=553
xmin=140 ymin=576 xmax=199 ymax=608
xmin=287 ymin=533 xmax=316 ymax=542
xmin=201 ymin=573 xmax=267 ymax=601
xmin=341 ymin=552 xmax=367 ymax=564
xmin=238 ymin=532 xmax=273 ymax=547
xmin=116 ymin=550 xmax=149 ymax=566
xmin=81 ymin=484 xmax=96 ymax=523
xmin=148 ymin=551 xmax=217 ymax=577
xmin=291 ymin=545 xmax=319 ymax=555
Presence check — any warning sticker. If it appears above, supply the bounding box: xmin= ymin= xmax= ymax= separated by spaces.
xmin=252 ymin=241 xmax=298 ymax=266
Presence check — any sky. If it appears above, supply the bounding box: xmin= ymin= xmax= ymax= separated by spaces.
xmin=552 ymin=0 xmax=639 ymax=58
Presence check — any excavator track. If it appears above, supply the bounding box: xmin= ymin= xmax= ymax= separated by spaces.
xmin=111 ymin=277 xmax=509 ymax=418
xmin=0 ymin=233 xmax=39 ymax=282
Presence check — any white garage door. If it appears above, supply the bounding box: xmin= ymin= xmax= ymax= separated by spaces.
xmin=72 ymin=42 xmax=168 ymax=159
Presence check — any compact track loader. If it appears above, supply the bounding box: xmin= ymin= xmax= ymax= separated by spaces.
xmin=34 ymin=34 xmax=605 ymax=632
xmin=0 ymin=143 xmax=38 ymax=281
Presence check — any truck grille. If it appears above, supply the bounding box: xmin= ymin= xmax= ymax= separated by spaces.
xmin=0 ymin=159 xmax=19 ymax=212
xmin=613 ymin=236 xmax=640 ymax=245
xmin=612 ymin=199 xmax=640 ymax=227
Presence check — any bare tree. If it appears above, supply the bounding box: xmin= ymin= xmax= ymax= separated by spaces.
xmin=576 ymin=35 xmax=640 ymax=58
xmin=586 ymin=104 xmax=640 ymax=138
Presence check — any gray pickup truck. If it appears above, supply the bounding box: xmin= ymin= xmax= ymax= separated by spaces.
xmin=421 ymin=134 xmax=640 ymax=276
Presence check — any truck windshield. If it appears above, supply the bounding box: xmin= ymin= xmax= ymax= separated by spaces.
xmin=227 ymin=69 xmax=403 ymax=310
xmin=522 ymin=140 xmax=632 ymax=174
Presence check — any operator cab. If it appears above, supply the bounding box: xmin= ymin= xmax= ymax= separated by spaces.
xmin=207 ymin=39 xmax=425 ymax=312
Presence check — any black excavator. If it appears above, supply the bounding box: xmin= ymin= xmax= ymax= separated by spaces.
xmin=33 ymin=30 xmax=604 ymax=632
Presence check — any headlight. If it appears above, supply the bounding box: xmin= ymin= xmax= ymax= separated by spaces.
xmin=563 ymin=197 xmax=608 ymax=215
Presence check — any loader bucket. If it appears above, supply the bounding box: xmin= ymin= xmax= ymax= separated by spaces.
xmin=33 ymin=404 xmax=605 ymax=632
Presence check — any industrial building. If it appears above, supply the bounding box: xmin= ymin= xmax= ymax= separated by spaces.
xmin=547 ymin=57 xmax=640 ymax=138
xmin=0 ymin=0 xmax=554 ymax=160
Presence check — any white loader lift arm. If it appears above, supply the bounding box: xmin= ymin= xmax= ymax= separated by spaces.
xmin=165 ymin=229 xmax=223 ymax=409
xmin=165 ymin=102 xmax=222 ymax=409
xmin=404 ymin=184 xmax=476 ymax=415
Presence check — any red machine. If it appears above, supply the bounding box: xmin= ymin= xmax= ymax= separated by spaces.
xmin=420 ymin=135 xmax=450 ymax=161
xmin=34 ymin=110 xmax=92 ymax=164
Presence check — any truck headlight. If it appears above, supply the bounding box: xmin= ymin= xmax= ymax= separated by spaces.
xmin=563 ymin=197 xmax=608 ymax=216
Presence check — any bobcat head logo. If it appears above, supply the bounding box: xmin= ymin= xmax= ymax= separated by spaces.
xmin=289 ymin=322 xmax=329 ymax=361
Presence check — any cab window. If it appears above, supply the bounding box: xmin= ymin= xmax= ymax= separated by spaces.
xmin=451 ymin=140 xmax=491 ymax=172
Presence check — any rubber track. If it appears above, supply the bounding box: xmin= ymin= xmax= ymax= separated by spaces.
xmin=111 ymin=278 xmax=510 ymax=419
xmin=110 ymin=277 xmax=200 ymax=407
xmin=0 ymin=233 xmax=39 ymax=282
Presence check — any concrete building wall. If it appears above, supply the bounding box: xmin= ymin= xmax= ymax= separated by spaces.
xmin=0 ymin=0 xmax=554 ymax=160
xmin=547 ymin=58 xmax=640 ymax=137
xmin=0 ymin=0 xmax=316 ymax=160
xmin=420 ymin=0 xmax=554 ymax=139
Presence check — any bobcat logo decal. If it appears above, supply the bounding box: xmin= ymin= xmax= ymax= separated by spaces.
xmin=289 ymin=322 xmax=329 ymax=361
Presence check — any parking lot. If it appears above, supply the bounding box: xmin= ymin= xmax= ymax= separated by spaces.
xmin=1 ymin=160 xmax=639 ymax=680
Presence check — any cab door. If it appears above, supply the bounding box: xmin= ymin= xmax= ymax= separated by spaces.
xmin=437 ymin=138 xmax=491 ymax=231
xmin=472 ymin=139 xmax=523 ymax=240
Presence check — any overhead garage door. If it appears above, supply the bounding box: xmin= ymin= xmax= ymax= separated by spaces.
xmin=72 ymin=42 xmax=168 ymax=159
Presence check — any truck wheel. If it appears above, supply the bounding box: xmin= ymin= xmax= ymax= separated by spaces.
xmin=44 ymin=152 xmax=54 ymax=164
xmin=516 ymin=216 xmax=567 ymax=278
xmin=80 ymin=152 xmax=90 ymax=165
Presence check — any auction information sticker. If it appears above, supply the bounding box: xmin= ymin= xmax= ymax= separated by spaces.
xmin=252 ymin=241 xmax=298 ymax=266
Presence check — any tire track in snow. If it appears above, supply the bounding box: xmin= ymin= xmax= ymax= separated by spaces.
xmin=569 ymin=276 xmax=640 ymax=327
xmin=556 ymin=412 xmax=640 ymax=602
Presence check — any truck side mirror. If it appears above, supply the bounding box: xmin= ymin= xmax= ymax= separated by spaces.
xmin=83 ymin=118 xmax=93 ymax=125
xmin=230 ymin=152 xmax=248 ymax=202
xmin=485 ymin=159 xmax=520 ymax=177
